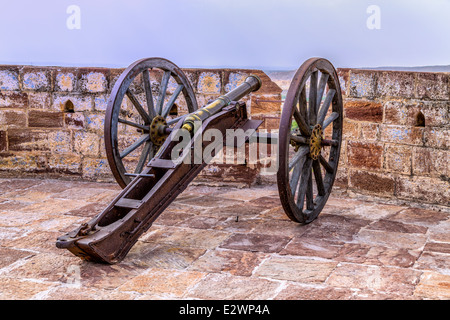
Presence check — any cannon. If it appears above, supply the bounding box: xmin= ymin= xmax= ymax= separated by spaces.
xmin=56 ymin=57 xmax=343 ymax=264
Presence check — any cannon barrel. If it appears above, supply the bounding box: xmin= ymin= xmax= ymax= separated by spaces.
xmin=181 ymin=75 xmax=262 ymax=132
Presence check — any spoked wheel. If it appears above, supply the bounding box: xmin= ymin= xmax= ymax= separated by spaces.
xmin=105 ymin=57 xmax=198 ymax=188
xmin=277 ymin=58 xmax=343 ymax=224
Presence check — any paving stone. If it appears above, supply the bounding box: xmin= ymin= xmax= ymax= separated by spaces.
xmin=77 ymin=261 xmax=146 ymax=290
xmin=43 ymin=287 xmax=137 ymax=300
xmin=186 ymin=273 xmax=280 ymax=300
xmin=335 ymin=243 xmax=421 ymax=268
xmin=354 ymin=229 xmax=427 ymax=250
xmin=2 ymin=231 xmax=67 ymax=254
xmin=117 ymin=268 xmax=205 ymax=297
xmin=213 ymin=216 xmax=260 ymax=233
xmin=126 ymin=241 xmax=206 ymax=270
xmin=366 ymin=219 xmax=428 ymax=234
xmin=414 ymin=272 xmax=450 ymax=299
xmin=220 ymin=233 xmax=291 ymax=253
xmin=219 ymin=187 xmax=278 ymax=201
xmin=141 ymin=226 xmax=231 ymax=249
xmin=280 ymin=238 xmax=344 ymax=259
xmin=274 ymin=283 xmax=355 ymax=300
xmin=250 ymin=218 xmax=309 ymax=237
xmin=176 ymin=195 xmax=244 ymax=208
xmin=413 ymin=252 xmax=450 ymax=273
xmin=7 ymin=253 xmax=83 ymax=283
xmin=208 ymin=203 xmax=268 ymax=218
xmin=175 ymin=214 xmax=229 ymax=230
xmin=326 ymin=264 xmax=421 ymax=295
xmin=0 ymin=178 xmax=448 ymax=300
xmin=248 ymin=196 xmax=282 ymax=209
xmin=256 ymin=205 xmax=291 ymax=220
xmin=388 ymin=208 xmax=449 ymax=227
xmin=153 ymin=211 xmax=196 ymax=227
xmin=299 ymin=214 xmax=371 ymax=242
xmin=254 ymin=256 xmax=337 ymax=283
xmin=0 ymin=277 xmax=54 ymax=299
xmin=188 ymin=249 xmax=267 ymax=276
xmin=0 ymin=247 xmax=34 ymax=269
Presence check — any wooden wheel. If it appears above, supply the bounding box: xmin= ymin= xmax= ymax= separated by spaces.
xmin=105 ymin=58 xmax=198 ymax=188
xmin=277 ymin=58 xmax=343 ymax=224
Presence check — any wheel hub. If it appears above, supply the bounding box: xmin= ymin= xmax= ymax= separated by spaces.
xmin=150 ymin=115 xmax=169 ymax=146
xmin=309 ymin=124 xmax=323 ymax=160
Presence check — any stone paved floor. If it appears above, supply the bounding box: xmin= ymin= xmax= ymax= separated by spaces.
xmin=0 ymin=177 xmax=449 ymax=300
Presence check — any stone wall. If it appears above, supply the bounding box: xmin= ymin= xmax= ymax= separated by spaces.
xmin=0 ymin=64 xmax=281 ymax=183
xmin=0 ymin=64 xmax=448 ymax=207
xmin=337 ymin=69 xmax=449 ymax=207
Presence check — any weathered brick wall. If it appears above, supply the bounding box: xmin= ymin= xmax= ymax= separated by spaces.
xmin=0 ymin=65 xmax=281 ymax=183
xmin=0 ymin=65 xmax=448 ymax=207
xmin=337 ymin=69 xmax=449 ymax=206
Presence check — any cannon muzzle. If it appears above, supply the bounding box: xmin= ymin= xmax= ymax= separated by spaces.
xmin=182 ymin=75 xmax=262 ymax=132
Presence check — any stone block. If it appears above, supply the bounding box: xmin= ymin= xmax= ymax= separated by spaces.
xmin=94 ymin=94 xmax=108 ymax=111
xmin=344 ymin=100 xmax=383 ymax=122
xmin=186 ymin=273 xmax=280 ymax=300
xmin=197 ymin=71 xmax=222 ymax=94
xmin=0 ymin=151 xmax=47 ymax=172
xmin=28 ymin=92 xmax=52 ymax=110
xmin=396 ymin=175 xmax=450 ymax=205
xmin=348 ymin=69 xmax=377 ymax=99
xmin=47 ymin=153 xmax=82 ymax=175
xmin=347 ymin=141 xmax=383 ymax=169
xmin=47 ymin=130 xmax=72 ymax=153
xmin=0 ymin=91 xmax=28 ymax=108
xmin=250 ymin=94 xmax=282 ymax=114
xmin=337 ymin=68 xmax=350 ymax=96
xmin=326 ymin=264 xmax=421 ymax=295
xmin=359 ymin=123 xmax=379 ymax=141
xmin=412 ymin=147 xmax=448 ymax=177
xmin=21 ymin=67 xmax=52 ymax=91
xmin=64 ymin=112 xmax=85 ymax=129
xmin=224 ymin=72 xmax=248 ymax=93
xmin=423 ymin=127 xmax=450 ymax=149
xmin=416 ymin=72 xmax=449 ymax=100
xmin=377 ymin=71 xmax=415 ymax=98
xmin=384 ymin=143 xmax=412 ymax=174
xmin=79 ymin=68 xmax=109 ymax=93
xmin=53 ymin=93 xmax=93 ymax=112
xmin=7 ymin=129 xmax=50 ymax=151
xmin=0 ymin=109 xmax=27 ymax=127
xmin=380 ymin=124 xmax=423 ymax=145
xmin=188 ymin=249 xmax=266 ymax=276
xmin=73 ymin=131 xmax=100 ymax=157
xmin=254 ymin=256 xmax=338 ymax=283
xmin=84 ymin=113 xmax=105 ymax=132
xmin=414 ymin=272 xmax=450 ymax=299
xmin=0 ymin=68 xmax=20 ymax=90
xmin=342 ymin=119 xmax=360 ymax=139
xmin=28 ymin=110 xmax=64 ymax=128
xmin=419 ymin=101 xmax=449 ymax=127
xmin=81 ymin=157 xmax=112 ymax=181
xmin=349 ymin=169 xmax=395 ymax=196
xmin=220 ymin=233 xmax=290 ymax=253
xmin=54 ymin=68 xmax=78 ymax=92
xmin=0 ymin=131 xmax=6 ymax=151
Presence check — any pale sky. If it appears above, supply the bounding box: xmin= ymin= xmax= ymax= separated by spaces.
xmin=0 ymin=0 xmax=449 ymax=70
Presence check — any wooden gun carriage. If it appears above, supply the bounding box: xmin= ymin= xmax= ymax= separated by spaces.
xmin=56 ymin=57 xmax=343 ymax=264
